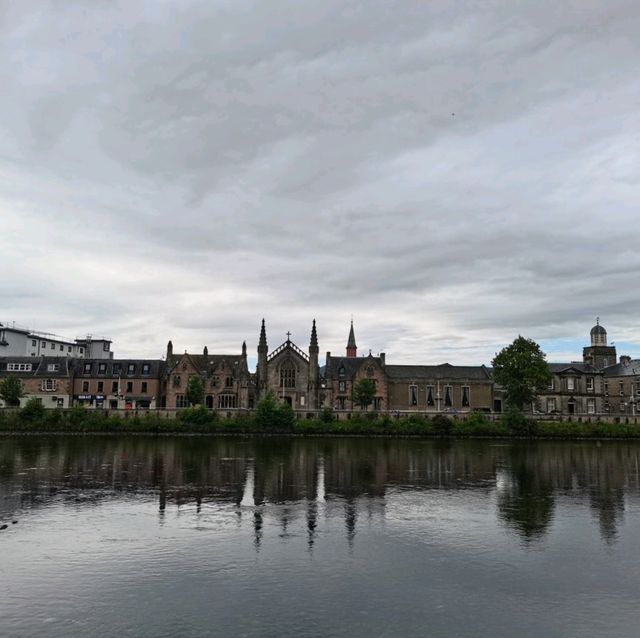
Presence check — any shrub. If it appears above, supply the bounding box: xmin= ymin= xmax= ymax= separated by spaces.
xmin=20 ymin=398 xmax=46 ymax=424
xmin=502 ymin=407 xmax=537 ymax=436
xmin=432 ymin=414 xmax=453 ymax=436
xmin=320 ymin=407 xmax=336 ymax=423
xmin=177 ymin=406 xmax=218 ymax=428
xmin=255 ymin=393 xmax=295 ymax=431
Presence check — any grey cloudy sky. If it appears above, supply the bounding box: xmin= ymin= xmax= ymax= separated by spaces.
xmin=1 ymin=0 xmax=639 ymax=366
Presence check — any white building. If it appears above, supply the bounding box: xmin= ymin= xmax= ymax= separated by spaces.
xmin=0 ymin=323 xmax=113 ymax=359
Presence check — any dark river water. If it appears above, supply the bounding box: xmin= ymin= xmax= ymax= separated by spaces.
xmin=1 ymin=436 xmax=640 ymax=637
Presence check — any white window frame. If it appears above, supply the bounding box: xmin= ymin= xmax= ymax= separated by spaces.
xmin=41 ymin=379 xmax=57 ymax=392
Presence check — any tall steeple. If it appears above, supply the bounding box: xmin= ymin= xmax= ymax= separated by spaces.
xmin=308 ymin=319 xmax=319 ymax=410
xmin=346 ymin=320 xmax=357 ymax=358
xmin=257 ymin=319 xmax=268 ymax=399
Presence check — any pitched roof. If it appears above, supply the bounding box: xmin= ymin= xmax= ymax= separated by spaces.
xmin=166 ymin=353 xmax=245 ymax=376
xmin=548 ymin=362 xmax=600 ymax=374
xmin=325 ymin=355 xmax=383 ymax=378
xmin=0 ymin=356 xmax=74 ymax=377
xmin=385 ymin=363 xmax=491 ymax=381
xmin=603 ymin=359 xmax=640 ymax=377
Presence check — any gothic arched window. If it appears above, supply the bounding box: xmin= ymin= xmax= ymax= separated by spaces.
xmin=281 ymin=366 xmax=296 ymax=388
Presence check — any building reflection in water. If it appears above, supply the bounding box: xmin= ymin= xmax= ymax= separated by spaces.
xmin=1 ymin=437 xmax=640 ymax=547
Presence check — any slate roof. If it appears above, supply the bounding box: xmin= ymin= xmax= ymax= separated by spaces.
xmin=0 ymin=356 xmax=74 ymax=377
xmin=72 ymin=358 xmax=164 ymax=377
xmin=385 ymin=363 xmax=492 ymax=381
xmin=603 ymin=359 xmax=640 ymax=377
xmin=166 ymin=353 xmax=246 ymax=376
xmin=324 ymin=356 xmax=382 ymax=378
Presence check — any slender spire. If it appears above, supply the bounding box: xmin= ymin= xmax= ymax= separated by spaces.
xmin=346 ymin=320 xmax=357 ymax=358
xmin=258 ymin=318 xmax=267 ymax=350
xmin=203 ymin=345 xmax=208 ymax=356
xmin=242 ymin=340 xmax=247 ymax=356
xmin=310 ymin=319 xmax=318 ymax=350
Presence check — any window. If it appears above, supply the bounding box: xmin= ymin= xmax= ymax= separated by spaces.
xmin=548 ymin=378 xmax=554 ymax=390
xmin=462 ymin=386 xmax=470 ymax=408
xmin=56 ymin=398 xmax=64 ymax=408
xmin=586 ymin=377 xmax=594 ymax=392
xmin=173 ymin=375 xmax=181 ymax=388
xmin=339 ymin=380 xmax=346 ymax=392
xmin=126 ymin=381 xmax=133 ymax=393
xmin=113 ymin=363 xmax=121 ymax=376
xmin=50 ymin=342 xmax=55 ymax=350
xmin=225 ymin=376 xmax=233 ymax=388
xmin=31 ymin=340 xmax=36 ymax=347
xmin=567 ymin=377 xmax=575 ymax=391
xmin=7 ymin=363 xmax=32 ymax=372
xmin=111 ymin=381 xmax=118 ymax=393
xmin=59 ymin=344 xmax=64 ymax=351
xmin=97 ymin=381 xmax=104 ymax=392
xmin=82 ymin=381 xmax=89 ymax=392
xmin=373 ymin=397 xmax=383 ymax=410
xmin=212 ymin=376 xmax=219 ymax=387
xmin=127 ymin=363 xmax=136 ymax=375
xmin=141 ymin=382 xmax=148 ymax=393
xmin=366 ymin=366 xmax=374 ymax=377
xmin=426 ymin=386 xmax=435 ymax=407
xmin=47 ymin=364 xmax=60 ymax=372
xmin=142 ymin=363 xmax=150 ymax=375
xmin=98 ymin=363 xmax=107 ymax=374
xmin=620 ymin=382 xmax=625 ymax=396
xmin=604 ymin=381 xmax=609 ymax=395
xmin=176 ymin=394 xmax=187 ymax=408
xmin=41 ymin=341 xmax=46 ymax=348
xmin=409 ymin=385 xmax=418 ymax=406
xmin=444 ymin=386 xmax=452 ymax=408
xmin=83 ymin=363 xmax=91 ymax=374
xmin=280 ymin=367 xmax=295 ymax=389
xmin=79 ymin=348 xmax=84 ymax=354
xmin=587 ymin=398 xmax=596 ymax=414
xmin=338 ymin=366 xmax=346 ymax=379
xmin=103 ymin=342 xmax=110 ymax=351
xmin=68 ymin=346 xmax=72 ymax=353
xmin=218 ymin=395 xmax=237 ymax=409
xmin=546 ymin=398 xmax=556 ymax=413
xmin=337 ymin=397 xmax=346 ymax=410
xmin=41 ymin=379 xmax=57 ymax=392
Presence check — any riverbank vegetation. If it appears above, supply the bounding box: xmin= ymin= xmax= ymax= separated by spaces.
xmin=1 ymin=397 xmax=640 ymax=438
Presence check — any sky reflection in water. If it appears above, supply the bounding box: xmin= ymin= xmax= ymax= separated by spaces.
xmin=1 ymin=436 xmax=640 ymax=638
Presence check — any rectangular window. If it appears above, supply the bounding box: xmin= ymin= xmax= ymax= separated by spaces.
xmin=7 ymin=363 xmax=33 ymax=372
xmin=47 ymin=363 xmax=60 ymax=372
xmin=127 ymin=363 xmax=136 ymax=375
xmin=82 ymin=381 xmax=89 ymax=392
xmin=587 ymin=398 xmax=596 ymax=414
xmin=462 ymin=386 xmax=470 ymax=408
xmin=142 ymin=363 xmax=150 ymax=375
xmin=59 ymin=344 xmax=63 ymax=351
xmin=126 ymin=381 xmax=133 ymax=393
xmin=212 ymin=376 xmax=219 ymax=387
xmin=113 ymin=363 xmax=121 ymax=376
xmin=103 ymin=342 xmax=110 ymax=351
xmin=604 ymin=381 xmax=609 ymax=394
xmin=620 ymin=382 xmax=625 ymax=395
xmin=41 ymin=379 xmax=57 ymax=392
xmin=98 ymin=363 xmax=107 ymax=374
xmin=51 ymin=342 xmax=55 ymax=349
xmin=112 ymin=381 xmax=118 ymax=393
xmin=426 ymin=386 xmax=435 ymax=407
xmin=68 ymin=346 xmax=72 ymax=353
xmin=176 ymin=394 xmax=187 ymax=408
xmin=548 ymin=378 xmax=554 ymax=390
xmin=79 ymin=348 xmax=84 ymax=354
xmin=444 ymin=386 xmax=452 ymax=407
xmin=218 ymin=395 xmax=237 ymax=409
xmin=226 ymin=376 xmax=233 ymax=388
xmin=141 ymin=382 xmax=148 ymax=393
xmin=409 ymin=385 xmax=418 ymax=406
xmin=173 ymin=375 xmax=181 ymax=388
xmin=546 ymin=398 xmax=556 ymax=413
xmin=339 ymin=380 xmax=346 ymax=392
xmin=31 ymin=340 xmax=36 ymax=347
xmin=337 ymin=397 xmax=346 ymax=410
xmin=42 ymin=341 xmax=46 ymax=348
xmin=83 ymin=363 xmax=91 ymax=374
xmin=586 ymin=377 xmax=594 ymax=392
xmin=567 ymin=377 xmax=575 ymax=391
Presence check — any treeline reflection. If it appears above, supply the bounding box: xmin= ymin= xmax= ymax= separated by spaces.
xmin=1 ymin=437 xmax=639 ymax=545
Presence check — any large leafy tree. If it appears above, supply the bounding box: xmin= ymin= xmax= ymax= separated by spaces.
xmin=0 ymin=376 xmax=24 ymax=407
xmin=492 ymin=336 xmax=552 ymax=411
xmin=186 ymin=375 xmax=205 ymax=406
xmin=352 ymin=378 xmax=376 ymax=410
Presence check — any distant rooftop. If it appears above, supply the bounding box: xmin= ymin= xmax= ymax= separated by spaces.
xmin=0 ymin=322 xmax=111 ymax=344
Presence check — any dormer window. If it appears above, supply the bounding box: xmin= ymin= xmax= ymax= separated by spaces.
xmin=338 ymin=366 xmax=346 ymax=379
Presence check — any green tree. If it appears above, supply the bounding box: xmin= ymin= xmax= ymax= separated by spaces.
xmin=352 ymin=378 xmax=376 ymax=410
xmin=255 ymin=392 xmax=295 ymax=431
xmin=186 ymin=375 xmax=205 ymax=406
xmin=0 ymin=376 xmax=24 ymax=407
xmin=492 ymin=336 xmax=552 ymax=412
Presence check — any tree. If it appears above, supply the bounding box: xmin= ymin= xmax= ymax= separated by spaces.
xmin=352 ymin=378 xmax=376 ymax=410
xmin=255 ymin=392 xmax=295 ymax=431
xmin=186 ymin=375 xmax=205 ymax=406
xmin=492 ymin=336 xmax=552 ymax=411
xmin=0 ymin=376 xmax=24 ymax=407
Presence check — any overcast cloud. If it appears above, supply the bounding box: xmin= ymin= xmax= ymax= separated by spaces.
xmin=1 ymin=0 xmax=639 ymax=366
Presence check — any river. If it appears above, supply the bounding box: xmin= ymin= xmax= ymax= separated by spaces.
xmin=1 ymin=436 xmax=639 ymax=637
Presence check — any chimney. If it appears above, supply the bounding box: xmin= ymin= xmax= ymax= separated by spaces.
xmin=380 ymin=352 xmax=385 ymax=367
xmin=620 ymin=355 xmax=631 ymax=366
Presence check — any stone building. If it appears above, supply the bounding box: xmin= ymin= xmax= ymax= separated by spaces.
xmin=256 ymin=319 xmax=320 ymax=410
xmin=72 ymin=359 xmax=163 ymax=409
xmin=0 ymin=356 xmax=74 ymax=408
xmin=162 ymin=340 xmax=252 ymax=409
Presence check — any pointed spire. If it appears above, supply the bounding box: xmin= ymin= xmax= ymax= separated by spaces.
xmin=203 ymin=345 xmax=208 ymax=356
xmin=310 ymin=319 xmax=318 ymax=349
xmin=258 ymin=319 xmax=268 ymax=354
xmin=346 ymin=320 xmax=357 ymax=358
xmin=242 ymin=340 xmax=247 ymax=357
xmin=166 ymin=340 xmax=173 ymax=359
